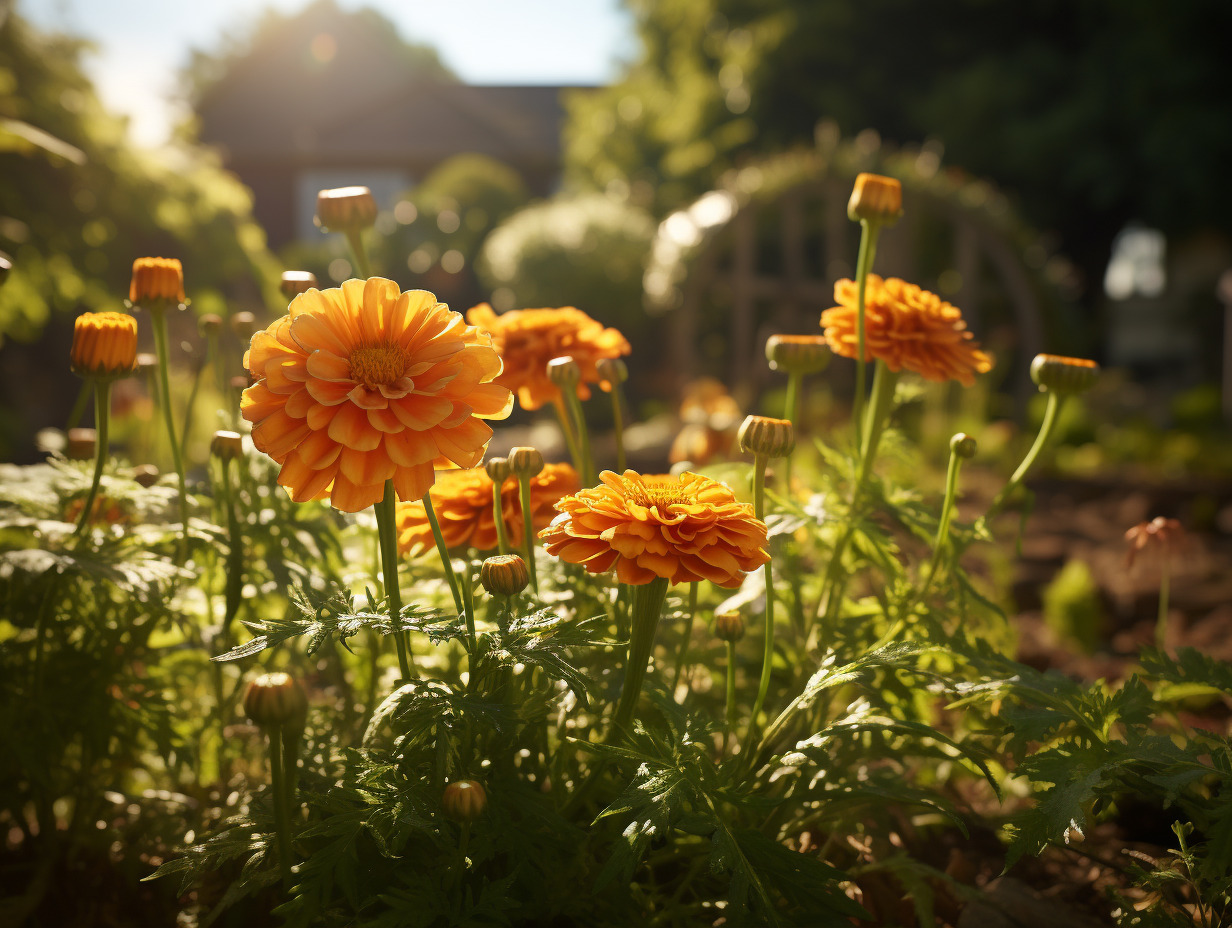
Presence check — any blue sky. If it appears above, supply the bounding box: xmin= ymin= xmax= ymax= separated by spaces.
xmin=20 ymin=0 xmax=636 ymax=147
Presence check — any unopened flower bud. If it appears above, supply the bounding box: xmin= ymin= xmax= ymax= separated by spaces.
xmin=847 ymin=173 xmax=903 ymax=226
xmin=507 ymin=446 xmax=544 ymax=480
xmin=950 ymin=433 xmax=977 ymax=459
xmin=230 ymin=311 xmax=258 ymax=340
xmin=1030 ymin=354 xmax=1100 ymax=395
xmin=546 ymin=356 xmax=581 ymax=391
xmin=484 ymin=456 xmax=511 ymax=485
xmin=136 ymin=352 xmax=158 ymax=375
xmin=0 ymin=251 xmax=11 ymax=286
xmin=71 ymin=311 xmax=138 ymax=380
xmin=480 ymin=554 xmax=530 ymax=598
xmin=198 ymin=314 xmax=223 ymax=336
xmin=243 ymin=672 xmax=307 ymax=730
xmin=281 ymin=270 xmax=318 ymax=300
xmin=315 ymin=186 xmax=378 ymax=233
xmin=129 ymin=257 xmax=185 ymax=305
xmin=596 ymin=357 xmax=628 ymax=386
xmin=765 ymin=334 xmax=830 ymax=375
xmin=67 ymin=427 xmax=96 ymax=461
xmin=210 ymin=430 xmax=243 ymax=462
xmin=442 ymin=779 xmax=487 ymax=821
xmin=738 ymin=415 xmax=795 ymax=459
xmin=133 ymin=464 xmax=160 ymax=487
xmin=715 ymin=611 xmax=745 ymax=642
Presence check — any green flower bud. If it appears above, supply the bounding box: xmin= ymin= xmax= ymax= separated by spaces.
xmin=949 ymin=433 xmax=977 ymax=459
xmin=714 ymin=611 xmax=746 ymax=642
xmin=480 ymin=554 xmax=530 ymax=598
xmin=738 ymin=416 xmax=795 ymax=459
xmin=243 ymin=672 xmax=307 ymax=730
xmin=507 ymin=446 xmax=545 ymax=480
xmin=315 ymin=186 xmax=378 ymax=233
xmin=1030 ymin=354 xmax=1100 ymax=394
xmin=442 ymin=779 xmax=487 ymax=821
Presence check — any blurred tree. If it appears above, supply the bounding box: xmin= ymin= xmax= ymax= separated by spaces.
xmin=564 ymin=0 xmax=1232 ymax=298
xmin=0 ymin=6 xmax=279 ymax=456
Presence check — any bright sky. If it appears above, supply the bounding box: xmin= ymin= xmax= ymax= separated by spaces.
xmin=19 ymin=0 xmax=636 ymax=147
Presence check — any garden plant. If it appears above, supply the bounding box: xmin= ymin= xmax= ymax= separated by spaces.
xmin=2 ymin=177 xmax=1230 ymax=928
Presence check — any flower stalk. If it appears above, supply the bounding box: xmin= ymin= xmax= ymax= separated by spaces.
xmin=747 ymin=452 xmax=776 ymax=732
xmin=517 ymin=474 xmax=539 ymax=593
xmin=149 ymin=304 xmax=190 ymax=559
xmin=850 ymin=219 xmax=883 ymax=445
xmin=669 ymin=581 xmax=699 ymax=698
xmin=982 ymin=390 xmax=1064 ymax=526
xmin=610 ymin=575 xmax=670 ymax=738
xmin=374 ymin=481 xmax=413 ymax=681
xmin=72 ymin=380 xmax=110 ymax=539
xmin=423 ymin=492 xmax=466 ymax=616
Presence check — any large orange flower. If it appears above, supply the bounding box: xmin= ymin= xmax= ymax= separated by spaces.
xmin=396 ymin=462 xmax=579 ymax=554
xmin=820 ymin=275 xmax=993 ymax=386
xmin=466 ymin=304 xmax=631 ymax=411
xmin=540 ymin=470 xmax=769 ymax=587
xmin=241 ymin=278 xmax=513 ymax=512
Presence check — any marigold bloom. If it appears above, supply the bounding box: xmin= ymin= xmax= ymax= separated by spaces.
xmin=540 ymin=470 xmax=769 ymax=588
xmin=71 ymin=311 xmax=138 ymax=379
xmin=821 ymin=275 xmax=993 ymax=386
xmin=129 ymin=257 xmax=185 ymax=304
xmin=241 ymin=277 xmax=514 ymax=513
xmin=396 ymin=462 xmax=579 ymax=554
xmin=466 ymin=303 xmax=631 ymax=411
xmin=63 ymin=494 xmax=129 ymax=527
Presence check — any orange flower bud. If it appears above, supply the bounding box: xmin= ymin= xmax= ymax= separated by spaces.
xmin=67 ymin=427 xmax=96 ymax=461
xmin=715 ymin=610 xmax=745 ymax=642
xmin=765 ymin=334 xmax=830 ymax=375
xmin=71 ymin=311 xmax=138 ymax=380
xmin=315 ymin=186 xmax=378 ymax=233
xmin=480 ymin=554 xmax=530 ymax=597
xmin=596 ymin=357 xmax=628 ymax=386
xmin=738 ymin=416 xmax=795 ymax=459
xmin=546 ymin=356 xmax=581 ymax=391
xmin=243 ymin=672 xmax=307 ymax=730
xmin=847 ymin=173 xmax=903 ymax=225
xmin=1030 ymin=354 xmax=1100 ymax=395
xmin=133 ymin=464 xmax=160 ymax=487
xmin=507 ymin=446 xmax=545 ymax=480
xmin=484 ymin=456 xmax=511 ymax=485
xmin=442 ymin=779 xmax=487 ymax=821
xmin=281 ymin=270 xmax=318 ymax=299
xmin=129 ymin=257 xmax=185 ymax=305
xmin=210 ymin=430 xmax=243 ymax=462
xmin=230 ymin=311 xmax=258 ymax=340
xmin=950 ymin=433 xmax=977 ymax=459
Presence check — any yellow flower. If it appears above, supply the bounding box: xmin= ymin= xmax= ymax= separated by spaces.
xmin=70 ymin=311 xmax=138 ymax=379
xmin=821 ymin=275 xmax=993 ymax=386
xmin=396 ymin=462 xmax=579 ymax=554
xmin=129 ymin=257 xmax=185 ymax=304
xmin=540 ymin=470 xmax=769 ymax=587
xmin=241 ymin=277 xmax=513 ymax=513
xmin=466 ymin=304 xmax=631 ymax=411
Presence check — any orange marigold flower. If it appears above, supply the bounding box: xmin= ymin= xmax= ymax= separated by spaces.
xmin=396 ymin=462 xmax=579 ymax=554
xmin=820 ymin=275 xmax=993 ymax=386
xmin=71 ymin=311 xmax=138 ymax=379
xmin=129 ymin=257 xmax=185 ymax=304
xmin=466 ymin=303 xmax=631 ymax=411
xmin=63 ymin=494 xmax=129 ymax=527
xmin=241 ymin=278 xmax=514 ymax=513
xmin=540 ymin=470 xmax=769 ymax=588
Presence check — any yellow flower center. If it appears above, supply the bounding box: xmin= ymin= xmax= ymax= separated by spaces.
xmin=625 ymin=479 xmax=690 ymax=510
xmin=349 ymin=343 xmax=410 ymax=389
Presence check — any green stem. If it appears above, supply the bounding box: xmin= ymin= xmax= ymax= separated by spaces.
xmin=1155 ymin=557 xmax=1171 ymax=652
xmin=219 ymin=457 xmax=243 ymax=631
xmin=723 ymin=640 xmax=737 ymax=759
xmin=517 ymin=475 xmax=539 ymax=593
xmin=267 ymin=726 xmax=292 ymax=889
xmin=423 ymin=492 xmax=466 ymax=615
xmin=610 ymin=576 xmax=670 ymax=738
xmin=553 ymin=396 xmax=583 ymax=476
xmin=72 ymin=379 xmax=109 ymax=538
xmin=460 ymin=558 xmax=477 ymax=652
xmin=851 ymin=219 xmax=882 ymax=446
xmin=150 ymin=306 xmax=189 ymax=560
xmin=610 ymin=385 xmax=627 ymax=472
xmin=179 ymin=359 xmax=204 ymax=464
xmin=912 ymin=445 xmax=965 ymax=610
xmin=747 ymin=454 xmax=776 ymax=737
xmin=65 ymin=379 xmax=91 ymax=432
xmin=374 ymin=481 xmax=413 ymax=681
xmin=491 ymin=479 xmax=510 ymax=555
xmin=783 ymin=371 xmax=802 ymax=488
xmin=983 ymin=391 xmax=1065 ymax=525
xmin=567 ymin=392 xmax=595 ymax=485
xmin=345 ymin=229 xmax=372 ymax=279
xmin=669 ymin=581 xmax=699 ymax=697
